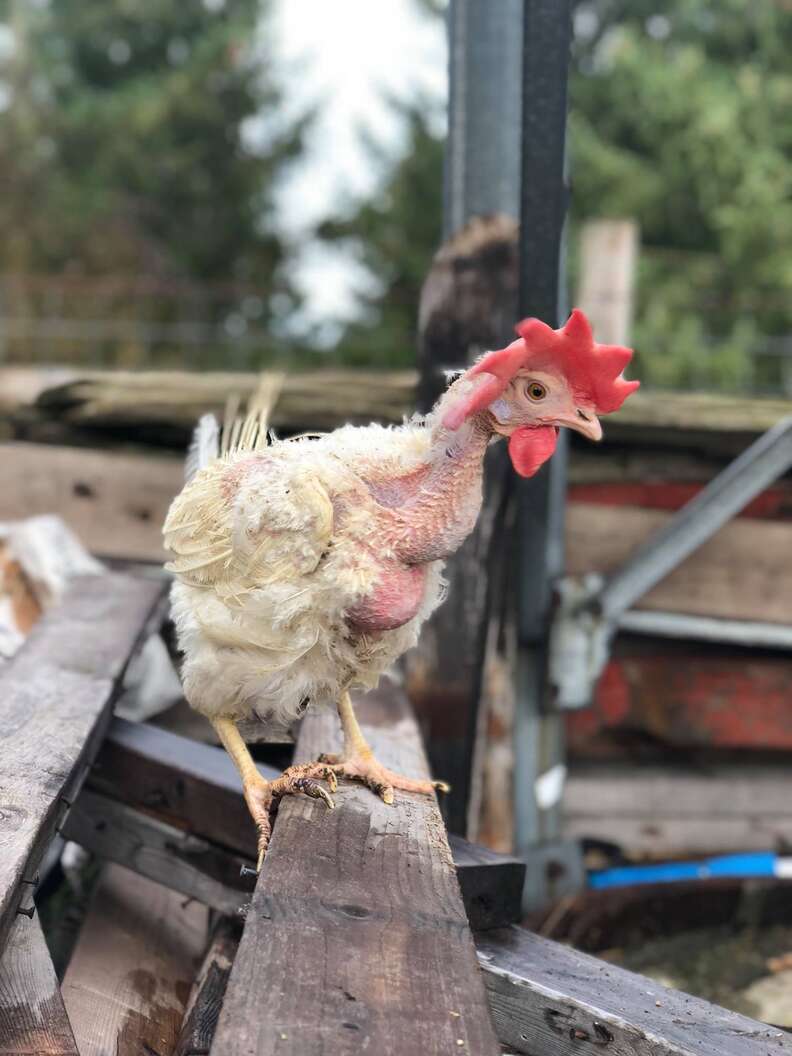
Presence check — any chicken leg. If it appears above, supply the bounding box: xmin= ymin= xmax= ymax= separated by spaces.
xmin=319 ymin=691 xmax=449 ymax=804
xmin=213 ymin=717 xmax=336 ymax=871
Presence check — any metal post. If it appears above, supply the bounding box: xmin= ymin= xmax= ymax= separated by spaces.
xmin=513 ymin=0 xmax=573 ymax=887
xmin=445 ymin=0 xmax=523 ymax=235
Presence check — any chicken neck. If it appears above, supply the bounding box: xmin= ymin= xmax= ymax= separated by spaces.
xmin=371 ymin=410 xmax=495 ymax=564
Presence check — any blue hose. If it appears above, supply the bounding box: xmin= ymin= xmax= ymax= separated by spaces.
xmin=588 ymin=851 xmax=783 ymax=890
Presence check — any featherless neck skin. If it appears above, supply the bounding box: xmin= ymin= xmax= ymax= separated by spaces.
xmin=371 ymin=410 xmax=495 ymax=564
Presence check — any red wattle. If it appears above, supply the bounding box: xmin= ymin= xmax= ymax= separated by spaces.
xmin=508 ymin=425 xmax=558 ymax=478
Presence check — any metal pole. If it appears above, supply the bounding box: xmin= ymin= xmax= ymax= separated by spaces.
xmin=445 ymin=0 xmax=523 ymax=236
xmin=513 ymin=0 xmax=573 ymax=876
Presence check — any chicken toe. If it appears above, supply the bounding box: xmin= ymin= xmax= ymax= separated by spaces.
xmin=318 ymin=751 xmax=449 ymax=805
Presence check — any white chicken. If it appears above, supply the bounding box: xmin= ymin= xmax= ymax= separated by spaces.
xmin=163 ymin=309 xmax=638 ymax=866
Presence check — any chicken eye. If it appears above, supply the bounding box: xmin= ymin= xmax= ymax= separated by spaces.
xmin=526 ymin=381 xmax=547 ymax=402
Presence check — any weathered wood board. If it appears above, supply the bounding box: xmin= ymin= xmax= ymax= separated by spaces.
xmin=567 ymin=501 xmax=792 ymax=624
xmin=563 ymin=762 xmax=792 ymax=858
xmin=62 ymin=864 xmax=207 ymax=1056
xmin=0 ymin=573 xmax=165 ymax=951
xmin=62 ymin=790 xmax=254 ymax=916
xmin=210 ymin=683 xmax=501 ymax=1055
xmin=175 ymin=918 xmax=239 ymax=1056
xmin=0 ymin=442 xmax=182 ymax=560
xmin=0 ymin=915 xmax=77 ymax=1055
xmin=90 ymin=717 xmax=525 ymax=929
xmin=569 ymin=647 xmax=792 ymax=756
xmin=477 ymin=925 xmax=792 ymax=1056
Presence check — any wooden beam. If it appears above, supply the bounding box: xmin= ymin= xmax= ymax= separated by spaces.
xmin=448 ymin=835 xmax=525 ymax=932
xmin=61 ymin=790 xmax=254 ymax=916
xmin=563 ymin=762 xmax=792 ymax=859
xmin=0 ymin=915 xmax=78 ymax=1055
xmin=0 ymin=573 xmax=165 ymax=952
xmin=210 ymin=683 xmax=501 ymax=1055
xmin=567 ymin=501 xmax=792 ymax=625
xmin=88 ymin=717 xmax=279 ymax=859
xmin=569 ymin=649 xmax=792 ymax=756
xmin=477 ymin=925 xmax=792 ymax=1056
xmin=0 ymin=442 xmax=182 ymax=561
xmin=62 ymin=864 xmax=207 ymax=1056
xmin=175 ymin=918 xmax=239 ymax=1056
xmin=90 ymin=717 xmax=524 ymax=929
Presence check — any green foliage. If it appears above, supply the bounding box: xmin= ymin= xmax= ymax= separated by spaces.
xmin=571 ymin=0 xmax=792 ymax=390
xmin=0 ymin=0 xmax=305 ymax=358
xmin=318 ymin=100 xmax=444 ymax=367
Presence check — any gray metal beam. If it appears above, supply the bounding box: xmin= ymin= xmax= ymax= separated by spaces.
xmin=599 ymin=415 xmax=792 ymax=623
xmin=445 ymin=0 xmax=523 ymax=235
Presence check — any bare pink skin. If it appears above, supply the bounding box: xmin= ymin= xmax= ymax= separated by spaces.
xmin=345 ymin=413 xmax=493 ymax=633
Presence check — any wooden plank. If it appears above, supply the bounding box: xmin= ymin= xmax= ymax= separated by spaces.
xmin=62 ymin=864 xmax=207 ymax=1056
xmin=4 ymin=367 xmax=792 ymax=449
xmin=0 ymin=915 xmax=78 ymax=1055
xmin=568 ymin=649 xmax=792 ymax=755
xmin=563 ymin=763 xmax=792 ymax=858
xmin=0 ymin=442 xmax=182 ymax=561
xmin=0 ymin=573 xmax=165 ymax=951
xmin=210 ymin=684 xmax=501 ymax=1055
xmin=448 ymin=835 xmax=525 ymax=932
xmin=88 ymin=717 xmax=279 ymax=859
xmin=175 ymin=918 xmax=239 ymax=1056
xmin=90 ymin=718 xmax=523 ymax=927
xmin=567 ymin=501 xmax=792 ymax=624
xmin=61 ymin=790 xmax=254 ymax=915
xmin=477 ymin=925 xmax=792 ymax=1056
xmin=577 ymin=218 xmax=638 ymax=346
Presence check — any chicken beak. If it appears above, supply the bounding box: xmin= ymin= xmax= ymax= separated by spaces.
xmin=563 ymin=410 xmax=603 ymax=442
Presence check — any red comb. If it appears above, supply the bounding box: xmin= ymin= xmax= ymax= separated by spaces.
xmin=442 ymin=308 xmax=639 ymax=429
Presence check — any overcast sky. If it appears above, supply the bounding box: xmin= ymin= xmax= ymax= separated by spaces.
xmin=269 ymin=0 xmax=447 ymax=336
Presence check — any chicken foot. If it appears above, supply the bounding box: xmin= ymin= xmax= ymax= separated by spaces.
xmin=318 ymin=691 xmax=450 ymax=805
xmin=212 ymin=717 xmax=336 ymax=871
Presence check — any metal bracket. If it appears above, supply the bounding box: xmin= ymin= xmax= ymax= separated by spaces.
xmin=550 ymin=415 xmax=792 ymax=709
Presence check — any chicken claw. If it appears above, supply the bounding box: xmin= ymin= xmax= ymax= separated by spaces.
xmin=242 ymin=762 xmax=337 ymax=871
xmin=317 ymin=751 xmax=450 ymax=805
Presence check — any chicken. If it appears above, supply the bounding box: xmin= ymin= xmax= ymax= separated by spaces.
xmin=163 ymin=308 xmax=639 ymax=867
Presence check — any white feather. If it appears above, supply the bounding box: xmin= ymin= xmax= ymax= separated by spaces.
xmin=184 ymin=414 xmax=220 ymax=483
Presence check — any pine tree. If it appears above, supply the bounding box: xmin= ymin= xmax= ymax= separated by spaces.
xmin=0 ymin=0 xmax=306 ymax=362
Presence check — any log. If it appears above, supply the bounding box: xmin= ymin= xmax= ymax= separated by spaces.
xmin=89 ymin=717 xmax=525 ymax=929
xmin=61 ymin=864 xmax=207 ymax=1056
xmin=567 ymin=501 xmax=792 ymax=625
xmin=477 ymin=925 xmax=792 ymax=1056
xmin=0 ymin=442 xmax=183 ymax=561
xmin=0 ymin=915 xmax=77 ymax=1055
xmin=210 ymin=682 xmax=501 ymax=1055
xmin=0 ymin=573 xmax=165 ymax=952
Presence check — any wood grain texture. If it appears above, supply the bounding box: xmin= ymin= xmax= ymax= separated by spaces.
xmin=563 ymin=763 xmax=792 ymax=858
xmin=0 ymin=573 xmax=165 ymax=952
xmin=210 ymin=683 xmax=500 ymax=1056
xmin=0 ymin=915 xmax=77 ymax=1055
xmin=175 ymin=918 xmax=239 ymax=1056
xmin=62 ymin=790 xmax=254 ymax=915
xmin=89 ymin=717 xmax=278 ymax=859
xmin=0 ymin=442 xmax=182 ymax=560
xmin=62 ymin=864 xmax=207 ymax=1056
xmin=477 ymin=925 xmax=792 ymax=1056
xmin=91 ymin=718 xmax=522 ymax=927
xmin=567 ymin=501 xmax=792 ymax=624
